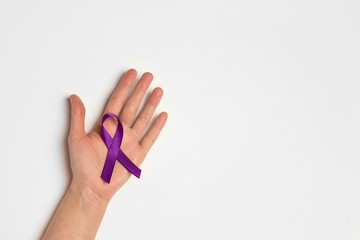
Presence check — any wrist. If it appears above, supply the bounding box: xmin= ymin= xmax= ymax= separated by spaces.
xmin=69 ymin=180 xmax=110 ymax=208
xmin=42 ymin=180 xmax=109 ymax=239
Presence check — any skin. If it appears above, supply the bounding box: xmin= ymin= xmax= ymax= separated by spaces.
xmin=42 ymin=69 xmax=168 ymax=239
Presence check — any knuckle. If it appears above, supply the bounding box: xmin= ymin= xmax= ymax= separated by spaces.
xmin=111 ymin=94 xmax=125 ymax=106
xmin=138 ymin=114 xmax=149 ymax=124
xmin=125 ymin=103 xmax=137 ymax=114
xmin=67 ymin=133 xmax=79 ymax=143
xmin=67 ymin=135 xmax=73 ymax=143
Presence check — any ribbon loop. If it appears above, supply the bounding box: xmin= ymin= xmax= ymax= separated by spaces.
xmin=100 ymin=113 xmax=141 ymax=183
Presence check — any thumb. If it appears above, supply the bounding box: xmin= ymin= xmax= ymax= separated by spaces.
xmin=69 ymin=94 xmax=86 ymax=139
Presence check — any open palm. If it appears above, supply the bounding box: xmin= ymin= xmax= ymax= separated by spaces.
xmin=67 ymin=69 xmax=167 ymax=201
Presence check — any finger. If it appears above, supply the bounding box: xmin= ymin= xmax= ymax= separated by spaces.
xmin=103 ymin=69 xmax=137 ymax=115
xmin=69 ymin=94 xmax=86 ymax=140
xmin=120 ymin=72 xmax=153 ymax=126
xmin=131 ymin=87 xmax=163 ymax=138
xmin=140 ymin=112 xmax=168 ymax=154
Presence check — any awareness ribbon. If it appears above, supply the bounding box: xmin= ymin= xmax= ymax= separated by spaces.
xmin=100 ymin=112 xmax=141 ymax=183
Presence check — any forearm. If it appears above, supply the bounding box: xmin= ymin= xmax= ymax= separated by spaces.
xmin=42 ymin=181 xmax=109 ymax=240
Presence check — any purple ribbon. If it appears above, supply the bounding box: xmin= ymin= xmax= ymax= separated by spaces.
xmin=100 ymin=112 xmax=141 ymax=183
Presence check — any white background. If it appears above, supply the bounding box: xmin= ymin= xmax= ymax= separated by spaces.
xmin=0 ymin=0 xmax=360 ymax=239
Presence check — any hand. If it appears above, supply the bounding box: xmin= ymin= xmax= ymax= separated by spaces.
xmin=67 ymin=69 xmax=168 ymax=202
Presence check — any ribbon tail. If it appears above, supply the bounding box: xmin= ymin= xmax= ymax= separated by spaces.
xmin=101 ymin=142 xmax=120 ymax=183
xmin=117 ymin=150 xmax=142 ymax=178
xmin=101 ymin=158 xmax=116 ymax=183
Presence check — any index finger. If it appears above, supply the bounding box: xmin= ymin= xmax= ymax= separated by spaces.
xmin=91 ymin=69 xmax=137 ymax=134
